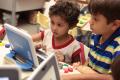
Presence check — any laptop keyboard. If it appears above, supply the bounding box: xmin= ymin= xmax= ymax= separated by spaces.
xmin=36 ymin=49 xmax=48 ymax=58
xmin=36 ymin=49 xmax=48 ymax=64
xmin=37 ymin=56 xmax=44 ymax=64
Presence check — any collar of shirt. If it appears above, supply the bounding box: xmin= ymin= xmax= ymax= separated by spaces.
xmin=94 ymin=27 xmax=120 ymax=49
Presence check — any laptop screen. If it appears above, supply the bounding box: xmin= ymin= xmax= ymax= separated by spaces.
xmin=4 ymin=23 xmax=39 ymax=69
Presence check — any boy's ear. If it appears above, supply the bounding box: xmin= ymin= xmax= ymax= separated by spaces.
xmin=112 ymin=20 xmax=120 ymax=30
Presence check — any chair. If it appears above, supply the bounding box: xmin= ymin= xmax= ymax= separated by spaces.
xmin=0 ymin=26 xmax=5 ymax=40
xmin=79 ymin=42 xmax=89 ymax=65
xmin=37 ymin=12 xmax=49 ymax=29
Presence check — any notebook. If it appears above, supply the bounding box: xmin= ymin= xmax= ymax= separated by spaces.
xmin=4 ymin=23 xmax=48 ymax=70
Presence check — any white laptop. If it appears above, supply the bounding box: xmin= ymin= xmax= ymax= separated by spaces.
xmin=0 ymin=65 xmax=21 ymax=80
xmin=28 ymin=53 xmax=61 ymax=80
xmin=4 ymin=23 xmax=48 ymax=70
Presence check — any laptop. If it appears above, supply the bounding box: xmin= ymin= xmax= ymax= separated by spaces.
xmin=4 ymin=23 xmax=61 ymax=80
xmin=27 ymin=53 xmax=61 ymax=80
xmin=4 ymin=23 xmax=48 ymax=70
xmin=0 ymin=65 xmax=21 ymax=80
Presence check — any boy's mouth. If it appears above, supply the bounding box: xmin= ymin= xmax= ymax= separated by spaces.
xmin=90 ymin=26 xmax=93 ymax=30
xmin=90 ymin=27 xmax=93 ymax=30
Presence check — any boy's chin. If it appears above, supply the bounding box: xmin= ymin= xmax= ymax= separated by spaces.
xmin=93 ymin=32 xmax=102 ymax=35
xmin=91 ymin=30 xmax=100 ymax=35
xmin=53 ymin=34 xmax=59 ymax=38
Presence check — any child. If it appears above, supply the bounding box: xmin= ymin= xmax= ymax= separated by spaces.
xmin=111 ymin=55 xmax=120 ymax=80
xmin=32 ymin=0 xmax=82 ymax=64
xmin=61 ymin=0 xmax=120 ymax=80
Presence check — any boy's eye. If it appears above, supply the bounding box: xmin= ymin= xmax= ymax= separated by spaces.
xmin=51 ymin=21 xmax=54 ymax=25
xmin=91 ymin=15 xmax=98 ymax=21
xmin=57 ymin=24 xmax=62 ymax=27
xmin=94 ymin=17 xmax=98 ymax=21
xmin=92 ymin=16 xmax=98 ymax=21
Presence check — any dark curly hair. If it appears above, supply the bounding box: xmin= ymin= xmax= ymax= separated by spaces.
xmin=88 ymin=0 xmax=120 ymax=24
xmin=49 ymin=0 xmax=80 ymax=29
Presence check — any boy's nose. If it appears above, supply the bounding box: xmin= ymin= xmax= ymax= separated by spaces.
xmin=89 ymin=18 xmax=94 ymax=25
xmin=52 ymin=25 xmax=57 ymax=31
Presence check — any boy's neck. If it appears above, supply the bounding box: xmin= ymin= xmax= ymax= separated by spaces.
xmin=100 ymin=30 xmax=115 ymax=44
xmin=54 ymin=34 xmax=71 ymax=44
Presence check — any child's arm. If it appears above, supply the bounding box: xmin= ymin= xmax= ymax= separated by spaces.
xmin=76 ymin=65 xmax=97 ymax=74
xmin=32 ymin=31 xmax=44 ymax=42
xmin=32 ymin=31 xmax=44 ymax=49
xmin=61 ymin=73 xmax=113 ymax=80
xmin=32 ymin=33 xmax=41 ymax=42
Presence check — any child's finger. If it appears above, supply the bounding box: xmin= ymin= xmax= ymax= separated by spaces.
xmin=72 ymin=62 xmax=81 ymax=69
xmin=35 ymin=44 xmax=41 ymax=49
xmin=41 ymin=45 xmax=47 ymax=51
xmin=55 ymin=51 xmax=64 ymax=62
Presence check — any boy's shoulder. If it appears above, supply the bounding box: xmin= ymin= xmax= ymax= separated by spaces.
xmin=114 ymin=36 xmax=120 ymax=44
xmin=113 ymin=36 xmax=120 ymax=55
xmin=112 ymin=28 xmax=120 ymax=44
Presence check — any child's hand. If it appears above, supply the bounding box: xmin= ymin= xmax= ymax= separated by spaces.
xmin=35 ymin=44 xmax=42 ymax=49
xmin=41 ymin=45 xmax=47 ymax=51
xmin=72 ymin=61 xmax=81 ymax=69
xmin=35 ymin=44 xmax=46 ymax=51
xmin=55 ymin=51 xmax=64 ymax=62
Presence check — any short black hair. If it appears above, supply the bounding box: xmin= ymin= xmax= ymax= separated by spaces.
xmin=88 ymin=0 xmax=120 ymax=23
xmin=49 ymin=0 xmax=80 ymax=28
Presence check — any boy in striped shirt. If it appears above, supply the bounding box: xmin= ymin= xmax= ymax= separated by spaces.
xmin=62 ymin=0 xmax=120 ymax=80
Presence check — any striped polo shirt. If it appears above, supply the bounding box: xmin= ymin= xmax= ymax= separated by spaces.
xmin=88 ymin=28 xmax=120 ymax=74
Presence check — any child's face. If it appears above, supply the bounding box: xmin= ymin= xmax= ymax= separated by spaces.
xmin=50 ymin=15 xmax=69 ymax=39
xmin=89 ymin=14 xmax=113 ymax=35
